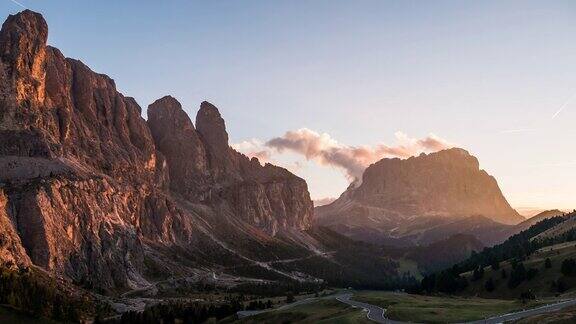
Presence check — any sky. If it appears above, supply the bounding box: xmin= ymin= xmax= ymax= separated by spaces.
xmin=2 ymin=1 xmax=576 ymax=211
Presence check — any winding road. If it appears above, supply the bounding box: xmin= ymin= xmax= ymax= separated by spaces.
xmin=336 ymin=294 xmax=576 ymax=324
xmin=335 ymin=293 xmax=397 ymax=323
xmin=237 ymin=292 xmax=576 ymax=323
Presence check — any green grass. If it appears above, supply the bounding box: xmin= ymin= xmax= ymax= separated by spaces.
xmin=230 ymin=299 xmax=371 ymax=324
xmin=460 ymin=240 xmax=576 ymax=299
xmin=353 ymin=291 xmax=546 ymax=323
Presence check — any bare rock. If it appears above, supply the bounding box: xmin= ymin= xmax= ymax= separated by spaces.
xmin=316 ymin=148 xmax=523 ymax=245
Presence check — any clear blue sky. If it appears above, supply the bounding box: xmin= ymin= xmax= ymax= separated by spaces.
xmin=2 ymin=1 xmax=576 ymax=210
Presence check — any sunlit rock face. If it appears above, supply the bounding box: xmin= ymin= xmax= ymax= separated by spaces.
xmin=316 ymin=148 xmax=523 ymax=246
xmin=148 ymin=97 xmax=314 ymax=234
xmin=0 ymin=10 xmax=314 ymax=291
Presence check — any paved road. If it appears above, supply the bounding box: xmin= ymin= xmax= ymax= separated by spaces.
xmin=466 ymin=298 xmax=576 ymax=324
xmin=238 ymin=292 xmax=576 ymax=323
xmin=335 ymin=293 xmax=401 ymax=324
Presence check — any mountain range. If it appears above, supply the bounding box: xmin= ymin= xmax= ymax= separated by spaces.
xmin=0 ymin=10 xmax=351 ymax=294
xmin=0 ymin=9 xmax=570 ymax=322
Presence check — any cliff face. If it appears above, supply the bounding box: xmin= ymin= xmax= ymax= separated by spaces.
xmin=147 ymin=97 xmax=313 ymax=234
xmin=0 ymin=11 xmax=160 ymax=184
xmin=0 ymin=10 xmax=314 ymax=291
xmin=316 ymin=148 xmax=523 ymax=245
xmin=355 ymin=148 xmax=521 ymax=223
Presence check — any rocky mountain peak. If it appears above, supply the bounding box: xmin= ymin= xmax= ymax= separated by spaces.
xmin=317 ymin=147 xmax=523 ymax=246
xmin=0 ymin=10 xmax=47 ymax=59
xmin=196 ymin=101 xmax=228 ymax=145
xmin=148 ymin=96 xmax=314 ymax=233
xmin=0 ymin=9 xmax=317 ymax=292
xmin=355 ymin=148 xmax=521 ymax=224
xmin=0 ymin=10 xmax=48 ymax=105
xmin=147 ymin=96 xmax=209 ymax=199
xmin=148 ymin=95 xmax=181 ymax=112
xmin=148 ymin=95 xmax=198 ymax=133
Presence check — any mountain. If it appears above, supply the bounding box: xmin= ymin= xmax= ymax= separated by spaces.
xmin=147 ymin=96 xmax=313 ymax=235
xmin=316 ymin=148 xmax=524 ymax=246
xmin=0 ymin=10 xmax=410 ymax=306
xmin=533 ymin=212 xmax=576 ymax=241
xmin=517 ymin=209 xmax=565 ymax=232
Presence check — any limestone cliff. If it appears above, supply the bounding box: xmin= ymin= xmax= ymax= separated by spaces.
xmin=148 ymin=96 xmax=313 ymax=234
xmin=0 ymin=10 xmax=314 ymax=292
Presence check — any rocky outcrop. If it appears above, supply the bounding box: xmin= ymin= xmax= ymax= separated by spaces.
xmin=148 ymin=96 xmax=208 ymax=198
xmin=316 ymin=148 xmax=523 ymax=245
xmin=0 ymin=12 xmax=162 ymax=186
xmin=147 ymin=97 xmax=313 ymax=234
xmin=0 ymin=10 xmax=315 ymax=292
xmin=356 ymin=148 xmax=522 ymax=223
xmin=196 ymin=101 xmax=235 ymax=177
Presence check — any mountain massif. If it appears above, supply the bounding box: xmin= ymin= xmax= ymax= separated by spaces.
xmin=0 ymin=10 xmax=349 ymax=296
xmin=316 ymin=148 xmax=525 ymax=246
xmin=0 ymin=9 xmax=560 ymax=323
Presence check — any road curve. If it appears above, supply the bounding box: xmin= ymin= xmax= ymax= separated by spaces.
xmin=335 ymin=293 xmax=402 ymax=324
xmin=335 ymin=294 xmax=576 ymax=324
xmin=237 ymin=292 xmax=576 ymax=323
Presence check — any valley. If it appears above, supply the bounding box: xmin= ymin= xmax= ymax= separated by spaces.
xmin=0 ymin=6 xmax=574 ymax=324
xmin=231 ymin=290 xmax=576 ymax=323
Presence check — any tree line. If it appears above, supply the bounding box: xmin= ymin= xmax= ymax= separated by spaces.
xmin=0 ymin=262 xmax=94 ymax=322
xmin=418 ymin=214 xmax=576 ymax=296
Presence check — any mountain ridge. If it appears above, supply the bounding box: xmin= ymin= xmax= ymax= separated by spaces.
xmin=0 ymin=10 xmax=325 ymax=294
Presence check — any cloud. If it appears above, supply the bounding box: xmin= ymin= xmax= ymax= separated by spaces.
xmin=313 ymin=197 xmax=337 ymax=207
xmin=265 ymin=128 xmax=452 ymax=182
xmin=500 ymin=128 xmax=537 ymax=134
xmin=231 ymin=139 xmax=271 ymax=164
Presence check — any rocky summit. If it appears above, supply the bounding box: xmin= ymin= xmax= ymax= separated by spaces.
xmin=147 ymin=96 xmax=314 ymax=233
xmin=0 ymin=10 xmax=316 ymax=292
xmin=316 ymin=148 xmax=524 ymax=246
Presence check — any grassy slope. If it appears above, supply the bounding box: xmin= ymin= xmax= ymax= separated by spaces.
xmin=353 ymin=291 xmax=545 ymax=323
xmin=229 ymin=299 xmax=371 ymax=324
xmin=459 ymin=241 xmax=576 ymax=299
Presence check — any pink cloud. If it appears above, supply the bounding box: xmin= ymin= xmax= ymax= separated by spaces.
xmin=313 ymin=197 xmax=337 ymax=207
xmin=265 ymin=128 xmax=452 ymax=182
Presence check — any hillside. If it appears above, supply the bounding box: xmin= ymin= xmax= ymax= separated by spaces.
xmin=534 ymin=211 xmax=576 ymax=240
xmin=420 ymin=213 xmax=576 ymax=299
xmin=458 ymin=240 xmax=576 ymax=299
xmin=504 ymin=210 xmax=566 ymax=240
xmin=406 ymin=234 xmax=485 ymax=273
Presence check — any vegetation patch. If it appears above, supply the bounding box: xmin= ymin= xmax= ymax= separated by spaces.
xmin=353 ymin=291 xmax=545 ymax=323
